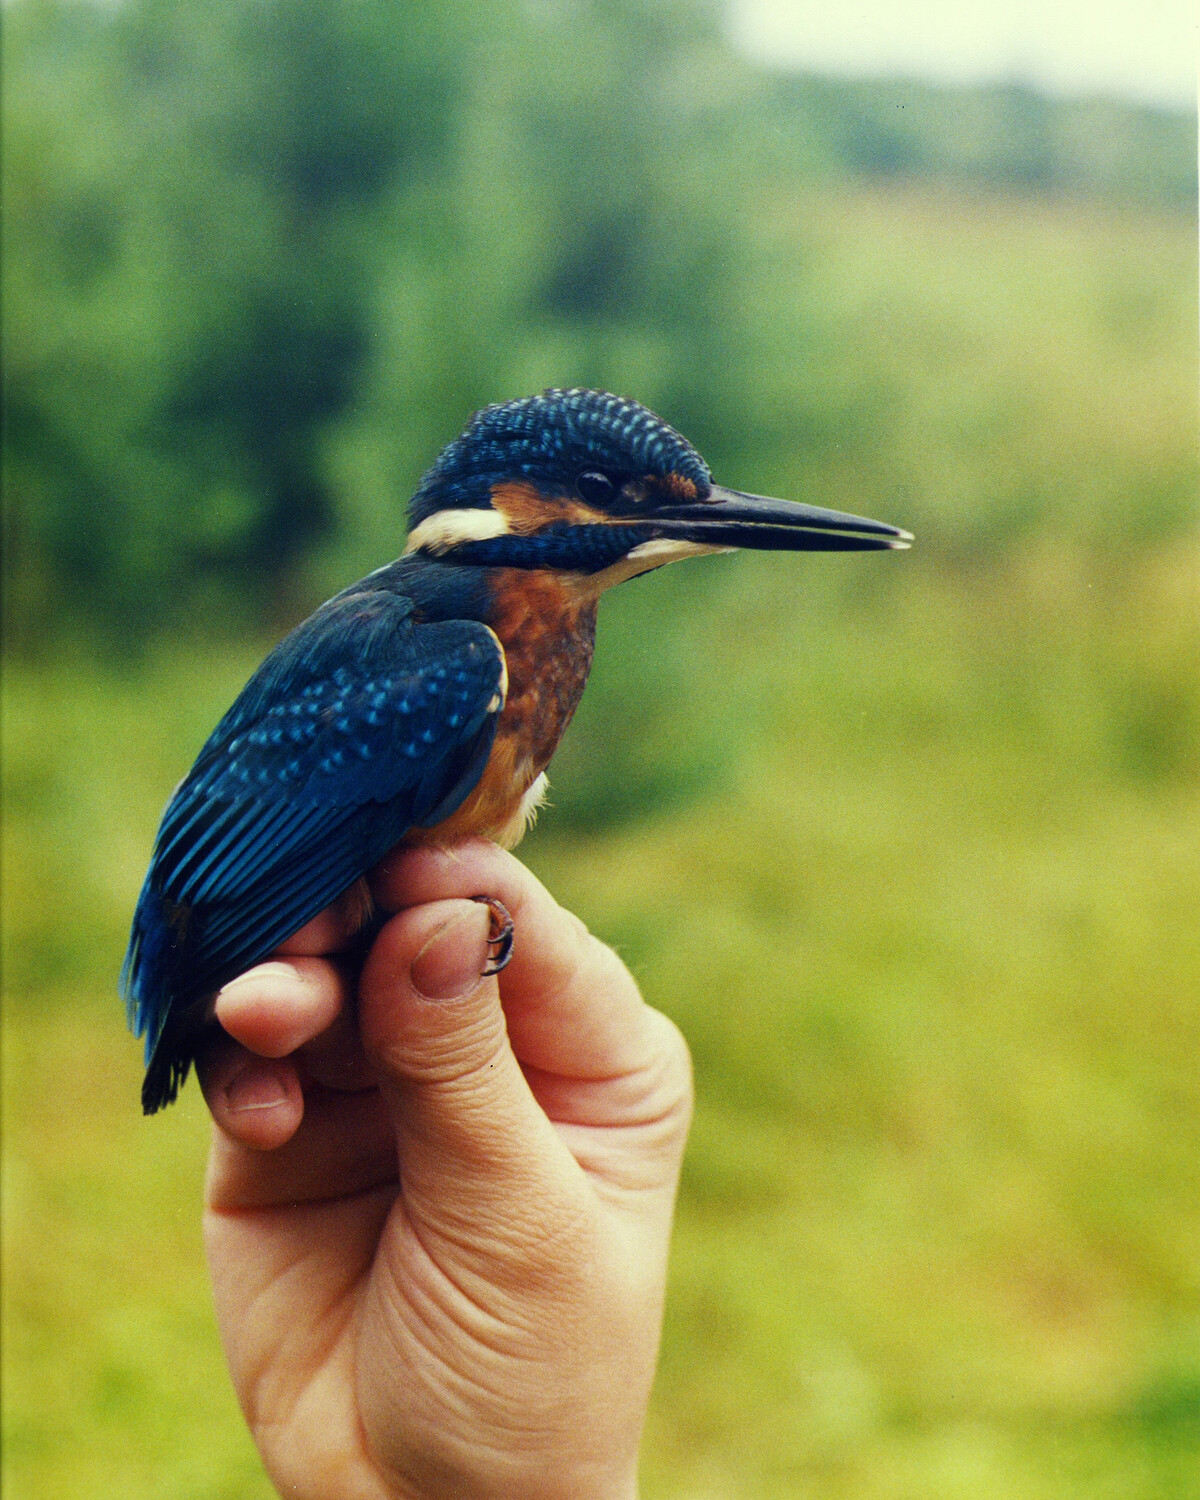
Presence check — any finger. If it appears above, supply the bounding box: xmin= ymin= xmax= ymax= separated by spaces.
xmin=199 ymin=1033 xmax=305 ymax=1151
xmin=358 ymin=900 xmax=581 ymax=1245
xmin=201 ymin=917 xmax=396 ymax=1208
xmin=372 ymin=841 xmax=655 ymax=1081
xmin=215 ymin=958 xmax=345 ymax=1058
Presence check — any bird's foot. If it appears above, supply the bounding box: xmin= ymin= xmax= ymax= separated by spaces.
xmin=472 ymin=895 xmax=515 ymax=975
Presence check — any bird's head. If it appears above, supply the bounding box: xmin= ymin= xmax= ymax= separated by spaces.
xmin=405 ymin=389 xmax=910 ymax=590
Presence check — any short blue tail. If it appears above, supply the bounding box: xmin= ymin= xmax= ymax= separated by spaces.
xmin=120 ymin=876 xmax=188 ymax=1112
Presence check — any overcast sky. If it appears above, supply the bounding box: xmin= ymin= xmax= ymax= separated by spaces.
xmin=729 ymin=0 xmax=1198 ymax=111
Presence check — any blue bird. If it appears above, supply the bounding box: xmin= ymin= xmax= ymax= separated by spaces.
xmin=123 ymin=389 xmax=911 ymax=1112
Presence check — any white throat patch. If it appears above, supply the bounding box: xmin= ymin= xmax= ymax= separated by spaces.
xmin=574 ymin=537 xmax=733 ymax=597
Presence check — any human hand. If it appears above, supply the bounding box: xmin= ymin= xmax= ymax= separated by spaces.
xmin=199 ymin=840 xmax=692 ymax=1500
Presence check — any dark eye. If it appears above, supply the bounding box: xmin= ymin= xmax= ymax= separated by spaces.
xmin=576 ymin=471 xmax=615 ymax=507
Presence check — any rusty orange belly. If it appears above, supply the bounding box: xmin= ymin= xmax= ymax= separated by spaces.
xmin=406 ymin=568 xmax=598 ymax=849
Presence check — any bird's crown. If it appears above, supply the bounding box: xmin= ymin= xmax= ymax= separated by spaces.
xmin=409 ymin=388 xmax=711 ymax=527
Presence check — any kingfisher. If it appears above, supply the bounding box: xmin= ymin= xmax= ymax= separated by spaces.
xmin=123 ymin=389 xmax=910 ymax=1111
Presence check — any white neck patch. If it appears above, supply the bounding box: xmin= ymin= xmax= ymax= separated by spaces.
xmin=405 ymin=508 xmax=511 ymax=556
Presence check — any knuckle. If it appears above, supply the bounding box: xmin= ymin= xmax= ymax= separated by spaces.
xmin=585 ymin=932 xmax=638 ymax=994
xmin=640 ymin=1011 xmax=695 ymax=1125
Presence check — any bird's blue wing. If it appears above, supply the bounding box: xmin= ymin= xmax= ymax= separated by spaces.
xmin=153 ymin=595 xmax=503 ymax=901
xmin=122 ymin=589 xmax=506 ymax=1065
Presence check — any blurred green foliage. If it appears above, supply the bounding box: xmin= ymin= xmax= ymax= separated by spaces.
xmin=742 ymin=74 xmax=1199 ymax=206
xmin=3 ymin=0 xmax=1195 ymax=643
xmin=3 ymin=0 xmax=1199 ymax=1496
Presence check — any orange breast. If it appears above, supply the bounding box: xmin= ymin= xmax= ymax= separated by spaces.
xmin=407 ymin=569 xmax=598 ymax=848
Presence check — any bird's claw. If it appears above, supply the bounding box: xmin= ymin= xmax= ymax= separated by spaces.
xmin=472 ymin=895 xmax=515 ymax=975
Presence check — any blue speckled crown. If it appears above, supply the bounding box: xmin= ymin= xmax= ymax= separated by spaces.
xmin=409 ymin=389 xmax=712 ymax=526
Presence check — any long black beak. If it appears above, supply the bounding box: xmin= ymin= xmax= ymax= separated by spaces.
xmin=647 ymin=486 xmax=912 ymax=552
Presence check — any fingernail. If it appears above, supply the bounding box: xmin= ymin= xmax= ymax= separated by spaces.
xmin=410 ymin=906 xmax=491 ymax=1001
xmin=224 ymin=1066 xmax=287 ymax=1113
xmin=218 ymin=961 xmax=304 ymax=999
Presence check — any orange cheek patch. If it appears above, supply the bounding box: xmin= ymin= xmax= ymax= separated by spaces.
xmin=491 ymin=474 xmax=701 ymax=524
xmin=490 ymin=480 xmax=610 ymax=533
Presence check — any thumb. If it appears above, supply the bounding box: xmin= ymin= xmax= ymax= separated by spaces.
xmin=358 ymin=898 xmax=577 ymax=1247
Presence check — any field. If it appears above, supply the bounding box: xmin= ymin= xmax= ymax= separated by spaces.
xmin=4 ymin=179 xmax=1199 ymax=1498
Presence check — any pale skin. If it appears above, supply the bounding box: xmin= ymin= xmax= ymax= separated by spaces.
xmin=197 ymin=839 xmax=693 ymax=1500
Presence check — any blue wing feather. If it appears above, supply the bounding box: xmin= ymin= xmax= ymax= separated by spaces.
xmin=123 ymin=587 xmax=505 ymax=1109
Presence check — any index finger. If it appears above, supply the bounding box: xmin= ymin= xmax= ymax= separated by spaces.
xmin=372 ymin=840 xmax=652 ymax=1080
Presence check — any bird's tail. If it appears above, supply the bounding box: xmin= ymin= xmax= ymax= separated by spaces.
xmin=140 ymin=1029 xmax=195 ymax=1114
xmin=121 ymin=877 xmax=193 ymax=1113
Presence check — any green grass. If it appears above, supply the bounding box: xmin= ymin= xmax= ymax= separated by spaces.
xmin=3 ymin=650 xmax=277 ymax=1497
xmin=4 ymin=178 xmax=1198 ymax=1497
xmin=555 ymin=553 xmax=1200 ymax=1499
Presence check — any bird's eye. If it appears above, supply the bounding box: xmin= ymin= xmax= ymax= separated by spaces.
xmin=576 ymin=471 xmax=615 ymax=507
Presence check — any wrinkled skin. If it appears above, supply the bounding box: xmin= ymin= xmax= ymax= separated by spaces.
xmin=199 ymin=840 xmax=692 ymax=1500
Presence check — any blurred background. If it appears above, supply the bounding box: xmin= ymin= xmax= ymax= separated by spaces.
xmin=3 ymin=0 xmax=1197 ymax=1494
